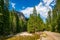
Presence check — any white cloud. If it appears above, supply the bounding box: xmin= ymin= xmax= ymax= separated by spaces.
xmin=20 ymin=0 xmax=55 ymax=19
xmin=36 ymin=2 xmax=50 ymax=18
xmin=11 ymin=3 xmax=16 ymax=9
xmin=36 ymin=1 xmax=53 ymax=18
xmin=43 ymin=0 xmax=53 ymax=6
xmin=36 ymin=6 xmax=49 ymax=18
xmin=21 ymin=7 xmax=33 ymax=17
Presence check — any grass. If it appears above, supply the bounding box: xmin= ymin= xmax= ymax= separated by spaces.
xmin=6 ymin=33 xmax=40 ymax=40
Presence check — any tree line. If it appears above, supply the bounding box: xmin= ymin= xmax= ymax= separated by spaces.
xmin=0 ymin=0 xmax=60 ymax=36
xmin=46 ymin=0 xmax=60 ymax=32
xmin=0 ymin=0 xmax=27 ymax=36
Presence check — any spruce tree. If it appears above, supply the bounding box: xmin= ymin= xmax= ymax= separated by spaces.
xmin=0 ymin=0 xmax=4 ymax=35
xmin=3 ymin=0 xmax=11 ymax=35
xmin=27 ymin=7 xmax=43 ymax=33
xmin=52 ymin=0 xmax=60 ymax=32
xmin=46 ymin=11 xmax=52 ymax=31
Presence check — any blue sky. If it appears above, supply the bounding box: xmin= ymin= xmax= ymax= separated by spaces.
xmin=9 ymin=0 xmax=41 ymax=11
xmin=9 ymin=0 xmax=56 ymax=22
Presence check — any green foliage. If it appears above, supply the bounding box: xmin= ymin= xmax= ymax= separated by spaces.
xmin=46 ymin=11 xmax=52 ymax=31
xmin=10 ymin=10 xmax=17 ymax=34
xmin=0 ymin=0 xmax=4 ymax=35
xmin=0 ymin=0 xmax=11 ymax=35
xmin=51 ymin=0 xmax=60 ymax=32
xmin=56 ymin=12 xmax=60 ymax=32
xmin=27 ymin=7 xmax=44 ymax=33
xmin=45 ymin=0 xmax=60 ymax=32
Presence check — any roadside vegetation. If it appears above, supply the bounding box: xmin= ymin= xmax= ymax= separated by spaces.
xmin=6 ymin=33 xmax=40 ymax=40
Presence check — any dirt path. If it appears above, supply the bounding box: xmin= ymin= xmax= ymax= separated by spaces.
xmin=45 ymin=31 xmax=60 ymax=40
xmin=40 ymin=31 xmax=60 ymax=40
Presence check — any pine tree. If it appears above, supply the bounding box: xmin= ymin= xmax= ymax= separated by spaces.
xmin=52 ymin=0 xmax=60 ymax=32
xmin=0 ymin=0 xmax=4 ymax=35
xmin=57 ymin=13 xmax=60 ymax=32
xmin=33 ymin=7 xmax=37 ymax=16
xmin=46 ymin=11 xmax=52 ymax=31
xmin=27 ymin=7 xmax=43 ymax=33
xmin=3 ymin=0 xmax=11 ymax=35
xmin=11 ymin=9 xmax=17 ymax=34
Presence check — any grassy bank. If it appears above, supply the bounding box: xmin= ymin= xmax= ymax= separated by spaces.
xmin=6 ymin=33 xmax=40 ymax=40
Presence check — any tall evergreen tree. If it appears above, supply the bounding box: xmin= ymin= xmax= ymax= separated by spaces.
xmin=27 ymin=7 xmax=43 ymax=33
xmin=46 ymin=11 xmax=52 ymax=31
xmin=0 ymin=0 xmax=4 ymax=35
xmin=3 ymin=0 xmax=11 ymax=35
xmin=33 ymin=7 xmax=37 ymax=16
xmin=52 ymin=0 xmax=60 ymax=32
